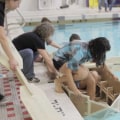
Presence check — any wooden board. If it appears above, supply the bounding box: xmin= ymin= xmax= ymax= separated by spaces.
xmin=0 ymin=51 xmax=62 ymax=120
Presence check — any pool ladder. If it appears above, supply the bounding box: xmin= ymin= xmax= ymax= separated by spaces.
xmin=5 ymin=8 xmax=26 ymax=35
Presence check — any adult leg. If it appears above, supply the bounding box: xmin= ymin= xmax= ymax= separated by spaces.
xmin=98 ymin=0 xmax=102 ymax=11
xmin=104 ymin=0 xmax=108 ymax=11
xmin=109 ymin=0 xmax=116 ymax=11
xmin=19 ymin=48 xmax=35 ymax=80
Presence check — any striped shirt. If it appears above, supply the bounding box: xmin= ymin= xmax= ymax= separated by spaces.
xmin=53 ymin=41 xmax=92 ymax=71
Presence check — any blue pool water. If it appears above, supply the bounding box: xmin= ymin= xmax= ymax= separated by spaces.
xmin=24 ymin=20 xmax=120 ymax=58
xmin=84 ymin=108 xmax=120 ymax=120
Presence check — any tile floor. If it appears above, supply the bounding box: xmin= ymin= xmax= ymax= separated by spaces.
xmin=0 ymin=64 xmax=32 ymax=120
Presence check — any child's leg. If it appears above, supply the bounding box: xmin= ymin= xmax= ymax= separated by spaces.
xmin=91 ymin=71 xmax=101 ymax=84
xmin=82 ymin=71 xmax=101 ymax=100
xmin=85 ymin=72 xmax=96 ymax=100
xmin=72 ymin=65 xmax=100 ymax=100
xmin=72 ymin=65 xmax=89 ymax=90
xmin=55 ymin=63 xmax=81 ymax=96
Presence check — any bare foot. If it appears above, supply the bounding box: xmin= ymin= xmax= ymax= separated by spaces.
xmin=54 ymin=79 xmax=64 ymax=93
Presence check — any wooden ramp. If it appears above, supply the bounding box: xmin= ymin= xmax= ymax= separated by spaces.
xmin=0 ymin=48 xmax=62 ymax=120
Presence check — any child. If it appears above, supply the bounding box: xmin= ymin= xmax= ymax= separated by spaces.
xmin=69 ymin=33 xmax=81 ymax=42
xmin=53 ymin=36 xmax=110 ymax=100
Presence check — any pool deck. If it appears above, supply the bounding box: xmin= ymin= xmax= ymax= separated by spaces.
xmin=1 ymin=6 xmax=120 ymax=120
xmin=7 ymin=6 xmax=120 ymax=23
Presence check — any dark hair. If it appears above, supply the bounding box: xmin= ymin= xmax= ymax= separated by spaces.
xmin=88 ymin=37 xmax=111 ymax=67
xmin=41 ymin=17 xmax=52 ymax=23
xmin=69 ymin=34 xmax=81 ymax=42
xmin=33 ymin=22 xmax=54 ymax=40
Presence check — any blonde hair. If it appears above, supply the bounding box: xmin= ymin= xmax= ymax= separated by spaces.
xmin=33 ymin=22 xmax=54 ymax=40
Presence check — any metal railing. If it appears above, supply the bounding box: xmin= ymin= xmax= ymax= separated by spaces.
xmin=5 ymin=8 xmax=26 ymax=34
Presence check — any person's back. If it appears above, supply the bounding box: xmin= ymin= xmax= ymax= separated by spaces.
xmin=54 ymin=33 xmax=87 ymax=68
xmin=54 ymin=41 xmax=91 ymax=70
xmin=13 ymin=32 xmax=45 ymax=52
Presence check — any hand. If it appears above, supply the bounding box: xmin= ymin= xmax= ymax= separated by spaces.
xmin=9 ymin=59 xmax=19 ymax=71
xmin=74 ymin=90 xmax=83 ymax=98
xmin=56 ymin=71 xmax=64 ymax=79
xmin=47 ymin=71 xmax=56 ymax=80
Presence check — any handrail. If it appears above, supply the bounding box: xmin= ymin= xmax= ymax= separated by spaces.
xmin=5 ymin=8 xmax=26 ymax=34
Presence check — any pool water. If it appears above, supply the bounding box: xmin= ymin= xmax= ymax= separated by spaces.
xmin=113 ymin=71 xmax=120 ymax=79
xmin=24 ymin=20 xmax=120 ymax=58
xmin=84 ymin=108 xmax=120 ymax=120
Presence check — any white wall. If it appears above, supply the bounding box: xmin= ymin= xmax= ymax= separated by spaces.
xmin=53 ymin=0 xmax=62 ymax=9
xmin=19 ymin=0 xmax=87 ymax=11
xmin=19 ymin=0 xmax=38 ymax=11
xmin=19 ymin=0 xmax=62 ymax=10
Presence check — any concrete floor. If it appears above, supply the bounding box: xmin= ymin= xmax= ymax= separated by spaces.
xmin=7 ymin=6 xmax=120 ymax=23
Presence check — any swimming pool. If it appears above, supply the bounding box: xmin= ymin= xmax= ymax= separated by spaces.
xmin=24 ymin=20 xmax=120 ymax=58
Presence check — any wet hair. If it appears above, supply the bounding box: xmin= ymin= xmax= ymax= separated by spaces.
xmin=69 ymin=34 xmax=81 ymax=42
xmin=41 ymin=17 xmax=52 ymax=23
xmin=33 ymin=22 xmax=54 ymax=40
xmin=88 ymin=37 xmax=111 ymax=67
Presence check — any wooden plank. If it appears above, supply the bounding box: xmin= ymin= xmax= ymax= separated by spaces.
xmin=0 ymin=52 xmax=62 ymax=120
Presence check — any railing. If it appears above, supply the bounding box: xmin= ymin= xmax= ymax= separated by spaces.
xmin=5 ymin=8 xmax=26 ymax=34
